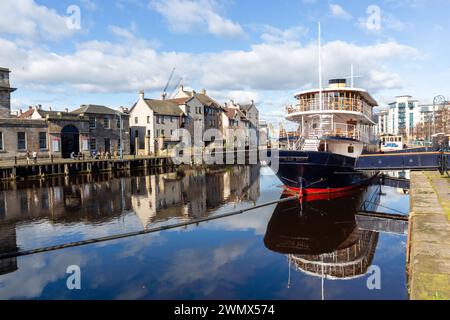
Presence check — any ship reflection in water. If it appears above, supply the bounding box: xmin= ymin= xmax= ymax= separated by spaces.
xmin=264 ymin=189 xmax=380 ymax=293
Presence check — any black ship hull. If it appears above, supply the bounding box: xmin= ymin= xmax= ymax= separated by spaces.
xmin=274 ymin=150 xmax=378 ymax=195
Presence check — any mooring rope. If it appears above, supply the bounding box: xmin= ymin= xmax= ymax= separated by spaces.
xmin=0 ymin=196 xmax=298 ymax=260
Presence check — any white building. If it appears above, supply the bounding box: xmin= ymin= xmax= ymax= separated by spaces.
xmin=129 ymin=91 xmax=185 ymax=155
xmin=376 ymin=95 xmax=421 ymax=140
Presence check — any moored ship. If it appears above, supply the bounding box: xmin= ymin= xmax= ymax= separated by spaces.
xmin=274 ymin=78 xmax=379 ymax=194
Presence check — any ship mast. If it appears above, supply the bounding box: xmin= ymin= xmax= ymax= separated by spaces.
xmin=318 ymin=22 xmax=323 ymax=111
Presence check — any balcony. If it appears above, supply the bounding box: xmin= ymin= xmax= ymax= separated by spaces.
xmin=287 ymin=97 xmax=373 ymax=120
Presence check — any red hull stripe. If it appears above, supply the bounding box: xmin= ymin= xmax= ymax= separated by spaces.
xmin=286 ymin=182 xmax=366 ymax=195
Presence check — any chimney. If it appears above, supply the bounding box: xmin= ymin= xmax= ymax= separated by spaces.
xmin=65 ymin=108 xmax=69 ymax=113
xmin=139 ymin=90 xmax=145 ymax=100
xmin=29 ymin=106 xmax=33 ymax=110
xmin=49 ymin=106 xmax=52 ymax=111
xmin=201 ymin=88 xmax=206 ymax=95
xmin=20 ymin=109 xmax=23 ymax=114
xmin=38 ymin=104 xmax=42 ymax=110
xmin=251 ymin=99 xmax=254 ymax=105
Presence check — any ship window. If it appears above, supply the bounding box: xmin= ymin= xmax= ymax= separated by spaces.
xmin=348 ymin=145 xmax=354 ymax=153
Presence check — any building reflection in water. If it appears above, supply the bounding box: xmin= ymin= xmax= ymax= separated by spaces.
xmin=0 ymin=165 xmax=261 ymax=275
xmin=264 ymin=187 xmax=381 ymax=298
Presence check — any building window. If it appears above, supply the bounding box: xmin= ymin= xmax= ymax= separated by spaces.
xmin=147 ymin=130 xmax=151 ymax=137
xmin=39 ymin=132 xmax=47 ymax=150
xmin=348 ymin=145 xmax=354 ymax=153
xmin=161 ymin=129 xmax=165 ymax=137
xmin=117 ymin=116 xmax=121 ymax=128
xmin=90 ymin=138 xmax=97 ymax=151
xmin=89 ymin=117 xmax=96 ymax=129
xmin=147 ymin=116 xmax=150 ymax=124
xmin=135 ymin=117 xmax=138 ymax=124
xmin=17 ymin=132 xmax=26 ymax=150
xmin=156 ymin=129 xmax=160 ymax=137
xmin=171 ymin=116 xmax=174 ymax=122
xmin=104 ymin=116 xmax=110 ymax=129
xmin=0 ymin=132 xmax=3 ymax=151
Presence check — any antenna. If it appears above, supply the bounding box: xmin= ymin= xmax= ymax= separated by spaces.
xmin=351 ymin=64 xmax=354 ymax=88
xmin=318 ymin=22 xmax=323 ymax=111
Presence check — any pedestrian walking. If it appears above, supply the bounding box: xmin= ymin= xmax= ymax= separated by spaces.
xmin=32 ymin=151 xmax=37 ymax=164
xmin=26 ymin=150 xmax=31 ymax=165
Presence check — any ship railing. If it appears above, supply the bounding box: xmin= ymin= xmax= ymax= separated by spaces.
xmin=304 ymin=123 xmax=371 ymax=143
xmin=288 ymin=98 xmax=373 ymax=119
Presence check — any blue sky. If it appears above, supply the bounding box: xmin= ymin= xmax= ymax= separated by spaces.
xmin=0 ymin=0 xmax=449 ymax=124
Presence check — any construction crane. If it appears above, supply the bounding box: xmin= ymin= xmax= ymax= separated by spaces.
xmin=168 ymin=77 xmax=183 ymax=99
xmin=162 ymin=68 xmax=176 ymax=100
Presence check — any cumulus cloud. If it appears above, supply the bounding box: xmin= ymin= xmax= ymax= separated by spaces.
xmin=260 ymin=25 xmax=309 ymax=44
xmin=329 ymin=4 xmax=352 ymax=20
xmin=150 ymin=0 xmax=245 ymax=38
xmin=0 ymin=30 xmax=420 ymax=98
xmin=0 ymin=0 xmax=76 ymax=41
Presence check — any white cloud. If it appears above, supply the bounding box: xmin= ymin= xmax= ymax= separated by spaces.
xmin=0 ymin=31 xmax=420 ymax=101
xmin=329 ymin=4 xmax=352 ymax=20
xmin=150 ymin=0 xmax=245 ymax=38
xmin=0 ymin=0 xmax=75 ymax=40
xmin=260 ymin=25 xmax=308 ymax=44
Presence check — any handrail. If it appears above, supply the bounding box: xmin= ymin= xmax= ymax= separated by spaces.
xmin=288 ymin=97 xmax=373 ymax=119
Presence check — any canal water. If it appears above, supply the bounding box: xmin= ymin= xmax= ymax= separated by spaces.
xmin=0 ymin=166 xmax=408 ymax=300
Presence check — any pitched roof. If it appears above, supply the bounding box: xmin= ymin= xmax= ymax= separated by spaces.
xmin=194 ymin=93 xmax=221 ymax=108
xmin=239 ymin=103 xmax=254 ymax=112
xmin=71 ymin=104 xmax=118 ymax=115
xmin=167 ymin=97 xmax=192 ymax=105
xmin=144 ymin=99 xmax=184 ymax=116
xmin=224 ymin=107 xmax=238 ymax=119
xmin=16 ymin=108 xmax=35 ymax=119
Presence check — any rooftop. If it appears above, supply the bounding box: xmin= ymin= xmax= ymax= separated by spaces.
xmin=72 ymin=104 xmax=119 ymax=115
xmin=144 ymin=99 xmax=184 ymax=116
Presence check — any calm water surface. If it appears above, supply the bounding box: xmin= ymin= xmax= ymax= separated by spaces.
xmin=0 ymin=166 xmax=409 ymax=300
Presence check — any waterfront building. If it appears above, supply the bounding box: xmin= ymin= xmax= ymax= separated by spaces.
xmin=0 ymin=67 xmax=16 ymax=118
xmin=17 ymin=104 xmax=129 ymax=159
xmin=71 ymin=104 xmax=130 ymax=156
xmin=375 ymin=110 xmax=388 ymax=137
xmin=376 ymin=95 xmax=421 ymax=140
xmin=0 ymin=118 xmax=49 ymax=161
xmin=129 ymin=91 xmax=185 ymax=155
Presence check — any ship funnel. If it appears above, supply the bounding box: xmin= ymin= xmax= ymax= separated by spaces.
xmin=328 ymin=79 xmax=347 ymax=89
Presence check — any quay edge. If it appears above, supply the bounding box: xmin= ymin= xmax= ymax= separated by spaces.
xmin=408 ymin=171 xmax=450 ymax=300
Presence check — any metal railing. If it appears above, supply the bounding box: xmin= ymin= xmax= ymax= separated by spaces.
xmin=302 ymin=122 xmax=371 ymax=143
xmin=287 ymin=97 xmax=373 ymax=119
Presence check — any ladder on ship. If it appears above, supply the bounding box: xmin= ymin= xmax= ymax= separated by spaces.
xmin=301 ymin=139 xmax=320 ymax=151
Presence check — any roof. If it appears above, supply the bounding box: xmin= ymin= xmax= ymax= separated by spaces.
xmin=71 ymin=104 xmax=118 ymax=115
xmin=144 ymin=99 xmax=184 ymax=116
xmin=194 ymin=93 xmax=221 ymax=108
xmin=239 ymin=103 xmax=255 ymax=112
xmin=0 ymin=67 xmax=11 ymax=72
xmin=167 ymin=97 xmax=192 ymax=105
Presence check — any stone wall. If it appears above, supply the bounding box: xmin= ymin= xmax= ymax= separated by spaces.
xmin=0 ymin=120 xmax=49 ymax=160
